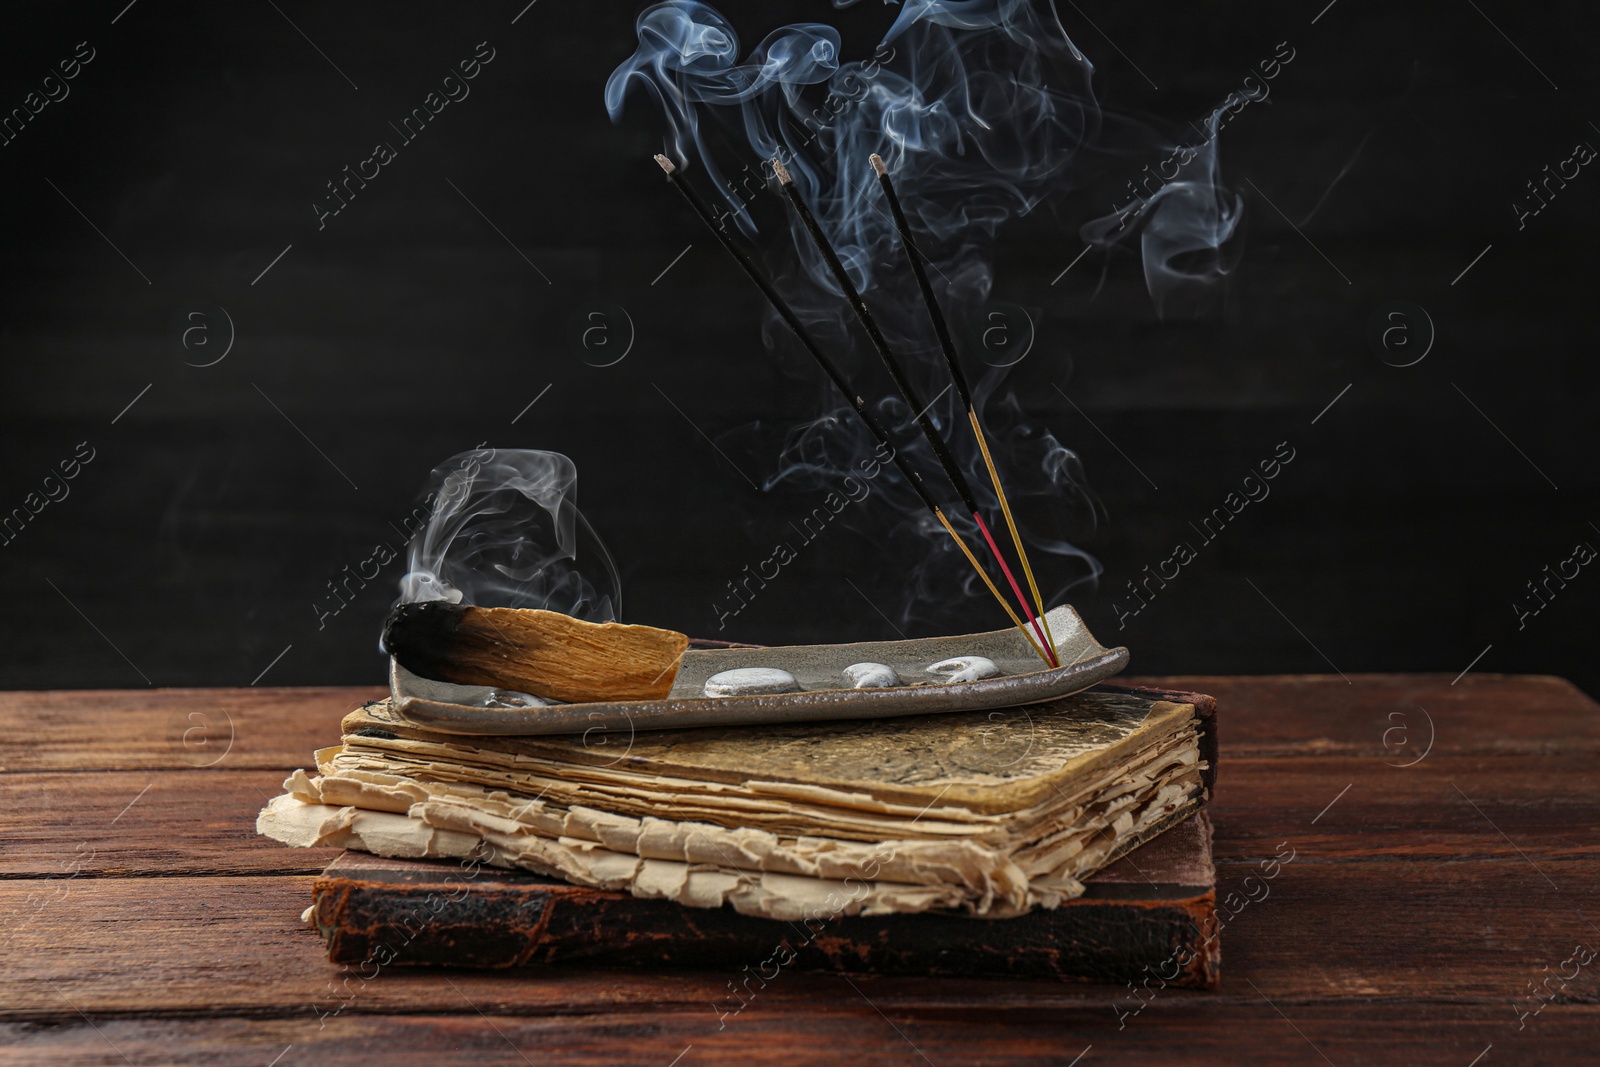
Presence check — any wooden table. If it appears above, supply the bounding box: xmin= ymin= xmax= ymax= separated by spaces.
xmin=2 ymin=675 xmax=1596 ymax=1066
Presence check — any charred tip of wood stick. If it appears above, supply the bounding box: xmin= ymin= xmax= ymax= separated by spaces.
xmin=869 ymin=153 xmax=888 ymax=177
xmin=382 ymin=601 xmax=464 ymax=657
xmin=771 ymin=157 xmax=793 ymax=184
xmin=653 ymin=153 xmax=676 ymax=175
xmin=383 ymin=601 xmax=477 ymax=684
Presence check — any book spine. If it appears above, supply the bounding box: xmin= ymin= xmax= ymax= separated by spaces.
xmin=310 ymin=878 xmax=1219 ymax=988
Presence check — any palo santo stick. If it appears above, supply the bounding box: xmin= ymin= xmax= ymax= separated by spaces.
xmin=383 ymin=603 xmax=689 ymax=703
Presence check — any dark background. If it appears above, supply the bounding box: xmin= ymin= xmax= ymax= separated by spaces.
xmin=1 ymin=1 xmax=1595 ymax=696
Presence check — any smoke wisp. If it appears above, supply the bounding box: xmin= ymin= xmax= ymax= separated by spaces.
xmin=395 ymin=449 xmax=620 ymax=622
xmin=608 ymin=0 xmax=1242 ymax=627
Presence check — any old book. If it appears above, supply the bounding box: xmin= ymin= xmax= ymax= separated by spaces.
xmin=260 ymin=685 xmax=1216 ymax=921
xmin=308 ymin=811 xmax=1218 ymax=988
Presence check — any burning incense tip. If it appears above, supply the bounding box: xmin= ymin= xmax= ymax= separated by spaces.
xmin=869 ymin=153 xmax=888 ymax=177
xmin=654 ymin=153 xmax=676 ymax=175
xmin=770 ymin=157 xmax=793 ymax=185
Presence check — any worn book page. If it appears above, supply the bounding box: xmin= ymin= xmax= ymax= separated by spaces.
xmin=258 ymin=705 xmax=1205 ymax=918
xmin=344 ymin=688 xmax=1198 ymax=816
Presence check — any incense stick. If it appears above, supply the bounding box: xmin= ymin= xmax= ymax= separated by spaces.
xmin=770 ymin=159 xmax=979 ymax=513
xmin=932 ymin=507 xmax=1048 ymax=663
xmin=970 ymin=408 xmax=1055 ymax=653
xmin=870 ymin=153 xmax=1058 ymax=662
xmin=771 ymin=157 xmax=1055 ymax=662
xmin=653 ymin=154 xmax=1052 ymax=666
xmin=652 ymin=160 xmax=938 ymax=512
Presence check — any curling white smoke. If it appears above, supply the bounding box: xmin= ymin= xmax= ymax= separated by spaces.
xmin=606 ymin=0 xmax=1101 ymax=302
xmin=395 ymin=449 xmax=620 ymax=622
xmin=1081 ymin=103 xmax=1246 ymax=316
xmin=608 ymin=0 xmax=1240 ymax=628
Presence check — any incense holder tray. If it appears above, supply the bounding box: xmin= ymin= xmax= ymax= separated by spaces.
xmin=388 ymin=605 xmax=1128 ymax=736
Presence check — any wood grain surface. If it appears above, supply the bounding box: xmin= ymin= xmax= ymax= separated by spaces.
xmin=2 ymin=673 xmax=1596 ymax=1065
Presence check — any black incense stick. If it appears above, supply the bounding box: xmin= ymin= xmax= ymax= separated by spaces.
xmin=870 ymin=152 xmax=1056 ymax=654
xmin=771 ymin=159 xmax=981 ymax=516
xmin=771 ymin=157 xmax=1054 ymax=661
xmin=868 ymin=154 xmax=971 ymax=407
xmin=653 ymin=154 xmax=1052 ymax=664
xmin=653 ymin=156 xmax=938 ymax=515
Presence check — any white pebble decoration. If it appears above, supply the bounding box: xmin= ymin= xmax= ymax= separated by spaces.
xmin=704 ymin=667 xmax=801 ymax=697
xmin=843 ymin=662 xmax=900 ymax=689
xmin=927 ymin=656 xmax=1001 ymax=684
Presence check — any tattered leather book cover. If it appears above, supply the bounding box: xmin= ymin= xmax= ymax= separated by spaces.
xmin=305 ymin=686 xmax=1220 ymax=987
xmin=310 ymin=811 xmax=1215 ymax=987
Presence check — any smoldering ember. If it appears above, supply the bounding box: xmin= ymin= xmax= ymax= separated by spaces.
xmin=700 ymin=39 xmax=898 ymax=232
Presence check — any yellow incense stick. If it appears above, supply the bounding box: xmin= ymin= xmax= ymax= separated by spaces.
xmin=969 ymin=408 xmax=1056 ymax=658
xmin=935 ymin=507 xmax=1052 ymax=666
